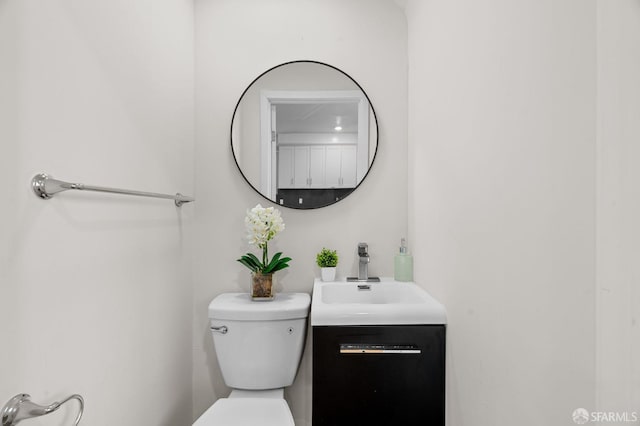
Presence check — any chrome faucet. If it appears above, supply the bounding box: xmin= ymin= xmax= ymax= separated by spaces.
xmin=358 ymin=243 xmax=369 ymax=280
xmin=347 ymin=243 xmax=380 ymax=282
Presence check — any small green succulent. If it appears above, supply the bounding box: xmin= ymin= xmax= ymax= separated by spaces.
xmin=316 ymin=248 xmax=338 ymax=268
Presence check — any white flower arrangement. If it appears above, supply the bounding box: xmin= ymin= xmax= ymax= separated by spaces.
xmin=245 ymin=204 xmax=285 ymax=249
xmin=238 ymin=204 xmax=291 ymax=274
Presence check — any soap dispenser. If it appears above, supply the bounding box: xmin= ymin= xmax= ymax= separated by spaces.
xmin=394 ymin=238 xmax=413 ymax=282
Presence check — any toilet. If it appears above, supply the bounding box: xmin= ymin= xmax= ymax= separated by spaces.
xmin=193 ymin=292 xmax=311 ymax=426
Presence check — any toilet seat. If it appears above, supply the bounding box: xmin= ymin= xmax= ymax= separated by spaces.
xmin=193 ymin=398 xmax=294 ymax=426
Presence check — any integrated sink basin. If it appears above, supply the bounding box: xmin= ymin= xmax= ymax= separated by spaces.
xmin=312 ymin=277 xmax=447 ymax=425
xmin=311 ymin=277 xmax=447 ymax=326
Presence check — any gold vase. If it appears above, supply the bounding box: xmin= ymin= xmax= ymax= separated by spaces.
xmin=251 ymin=272 xmax=274 ymax=301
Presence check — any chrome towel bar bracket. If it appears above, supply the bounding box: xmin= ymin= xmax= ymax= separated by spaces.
xmin=1 ymin=393 xmax=84 ymax=426
xmin=31 ymin=173 xmax=194 ymax=207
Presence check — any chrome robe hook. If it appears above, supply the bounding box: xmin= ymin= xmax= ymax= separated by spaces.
xmin=1 ymin=393 xmax=84 ymax=426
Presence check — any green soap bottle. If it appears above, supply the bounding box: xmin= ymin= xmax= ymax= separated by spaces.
xmin=394 ymin=238 xmax=413 ymax=282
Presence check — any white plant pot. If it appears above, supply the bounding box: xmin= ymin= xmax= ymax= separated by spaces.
xmin=320 ymin=267 xmax=337 ymax=282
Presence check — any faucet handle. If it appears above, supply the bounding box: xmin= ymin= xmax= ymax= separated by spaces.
xmin=357 ymin=242 xmax=368 ymax=256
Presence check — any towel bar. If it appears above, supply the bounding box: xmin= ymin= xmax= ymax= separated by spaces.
xmin=32 ymin=173 xmax=194 ymax=207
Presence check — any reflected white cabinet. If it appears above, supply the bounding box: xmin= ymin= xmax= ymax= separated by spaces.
xmin=308 ymin=146 xmax=326 ymax=188
xmin=325 ymin=145 xmax=357 ymax=188
xmin=293 ymin=146 xmax=309 ymax=187
xmin=278 ymin=145 xmax=356 ymax=189
xmin=278 ymin=146 xmax=295 ymax=189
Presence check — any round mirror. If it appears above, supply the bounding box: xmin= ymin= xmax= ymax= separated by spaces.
xmin=231 ymin=60 xmax=378 ymax=209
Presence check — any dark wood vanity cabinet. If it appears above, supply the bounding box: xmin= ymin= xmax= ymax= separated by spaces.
xmin=312 ymin=325 xmax=445 ymax=426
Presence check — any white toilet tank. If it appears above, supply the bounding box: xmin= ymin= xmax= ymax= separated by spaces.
xmin=208 ymin=292 xmax=311 ymax=390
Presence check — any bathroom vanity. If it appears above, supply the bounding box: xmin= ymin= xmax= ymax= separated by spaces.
xmin=311 ymin=278 xmax=446 ymax=426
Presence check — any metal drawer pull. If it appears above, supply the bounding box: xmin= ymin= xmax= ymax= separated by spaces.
xmin=210 ymin=325 xmax=228 ymax=334
xmin=339 ymin=344 xmax=421 ymax=354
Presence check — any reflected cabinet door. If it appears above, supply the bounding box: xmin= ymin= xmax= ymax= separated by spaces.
xmin=278 ymin=146 xmax=295 ymax=189
xmin=340 ymin=145 xmax=357 ymax=187
xmin=309 ymin=146 xmax=326 ymax=188
xmin=325 ymin=146 xmax=357 ymax=188
xmin=325 ymin=147 xmax=341 ymax=187
xmin=293 ymin=146 xmax=310 ymax=188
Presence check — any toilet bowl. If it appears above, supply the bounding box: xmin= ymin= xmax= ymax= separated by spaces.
xmin=193 ymin=390 xmax=293 ymax=426
xmin=193 ymin=292 xmax=310 ymax=426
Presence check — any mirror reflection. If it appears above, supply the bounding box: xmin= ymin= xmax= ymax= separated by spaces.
xmin=231 ymin=61 xmax=378 ymax=209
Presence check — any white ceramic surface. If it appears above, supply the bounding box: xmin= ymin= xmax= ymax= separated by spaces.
xmin=208 ymin=292 xmax=311 ymax=321
xmin=311 ymin=277 xmax=447 ymax=326
xmin=208 ymin=292 xmax=310 ymax=390
xmin=193 ymin=398 xmax=294 ymax=426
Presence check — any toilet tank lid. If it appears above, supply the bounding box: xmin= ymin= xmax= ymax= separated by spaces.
xmin=209 ymin=292 xmax=311 ymax=321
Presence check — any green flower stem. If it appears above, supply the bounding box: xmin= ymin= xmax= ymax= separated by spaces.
xmin=263 ymin=245 xmax=268 ymax=269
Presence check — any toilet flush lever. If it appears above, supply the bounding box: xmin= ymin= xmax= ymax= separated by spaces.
xmin=210 ymin=325 xmax=228 ymax=334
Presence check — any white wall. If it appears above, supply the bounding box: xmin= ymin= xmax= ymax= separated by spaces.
xmin=0 ymin=1 xmax=194 ymax=425
xmin=4 ymin=2 xmax=635 ymax=425
xmin=596 ymin=0 xmax=640 ymax=417
xmin=406 ymin=1 xmax=596 ymax=425
xmin=193 ymin=1 xmax=407 ymax=424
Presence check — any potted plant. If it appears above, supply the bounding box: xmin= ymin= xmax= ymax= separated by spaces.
xmin=316 ymin=248 xmax=338 ymax=282
xmin=237 ymin=204 xmax=291 ymax=300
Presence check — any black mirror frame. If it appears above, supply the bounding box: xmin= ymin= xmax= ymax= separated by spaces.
xmin=230 ymin=60 xmax=379 ymax=210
